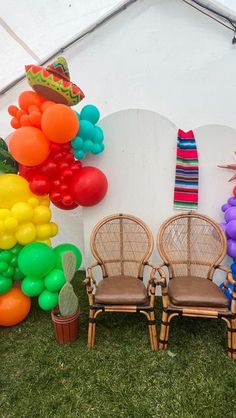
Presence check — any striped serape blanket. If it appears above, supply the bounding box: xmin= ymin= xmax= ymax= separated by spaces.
xmin=174 ymin=129 xmax=199 ymax=210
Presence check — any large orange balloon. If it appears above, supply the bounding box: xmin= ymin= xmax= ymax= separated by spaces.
xmin=18 ymin=91 xmax=45 ymax=111
xmin=9 ymin=127 xmax=50 ymax=166
xmin=0 ymin=287 xmax=31 ymax=326
xmin=41 ymin=104 xmax=79 ymax=143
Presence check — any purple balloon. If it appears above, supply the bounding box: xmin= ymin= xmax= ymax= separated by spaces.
xmin=224 ymin=206 xmax=236 ymax=223
xmin=227 ymin=239 xmax=236 ymax=258
xmin=226 ymin=220 xmax=236 ymax=239
xmin=222 ymin=203 xmax=231 ymax=212
xmin=228 ymin=197 xmax=236 ymax=206
xmin=219 ymin=222 xmax=227 ymax=232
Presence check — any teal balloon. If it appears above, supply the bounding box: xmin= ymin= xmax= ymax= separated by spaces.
xmin=74 ymin=149 xmax=85 ymax=160
xmin=0 ymin=276 xmax=13 ymax=295
xmin=38 ymin=290 xmax=58 ymax=311
xmin=92 ymin=143 xmax=103 ymax=155
xmin=54 ymin=244 xmax=82 ymax=270
xmin=78 ymin=120 xmax=95 ymax=141
xmin=14 ymin=267 xmax=24 ymax=280
xmin=93 ymin=126 xmax=104 ymax=144
xmin=18 ymin=242 xmax=56 ymax=278
xmin=3 ymin=266 xmax=15 ymax=278
xmin=0 ymin=251 xmax=12 ymax=263
xmin=71 ymin=136 xmax=84 ymax=150
xmin=80 ymin=105 xmax=100 ymax=124
xmin=10 ymin=244 xmax=22 ymax=255
xmin=83 ymin=140 xmax=94 ymax=153
xmin=0 ymin=261 xmax=8 ymax=273
xmin=75 ymin=111 xmax=80 ymax=121
xmin=44 ymin=269 xmax=66 ymax=292
xmin=22 ymin=276 xmax=45 ymax=297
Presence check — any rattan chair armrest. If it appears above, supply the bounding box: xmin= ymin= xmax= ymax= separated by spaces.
xmin=83 ymin=261 xmax=102 ymax=286
xmin=149 ymin=263 xmax=167 ymax=287
xmin=214 ymin=265 xmax=236 ymax=287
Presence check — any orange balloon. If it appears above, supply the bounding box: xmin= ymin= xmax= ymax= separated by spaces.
xmin=29 ymin=111 xmax=42 ymax=128
xmin=11 ymin=118 xmax=21 ymax=129
xmin=8 ymin=105 xmax=18 ymax=117
xmin=18 ymin=91 xmax=45 ymax=111
xmin=9 ymin=127 xmax=50 ymax=166
xmin=0 ymin=287 xmax=31 ymax=326
xmin=41 ymin=104 xmax=79 ymax=143
xmin=41 ymin=101 xmax=55 ymax=112
xmin=20 ymin=114 xmax=32 ymax=127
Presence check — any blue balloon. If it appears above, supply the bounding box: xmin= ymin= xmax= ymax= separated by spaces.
xmin=71 ymin=136 xmax=84 ymax=150
xmin=80 ymin=105 xmax=100 ymax=124
xmin=83 ymin=140 xmax=94 ymax=153
xmin=74 ymin=149 xmax=85 ymax=160
xmin=219 ymin=282 xmax=233 ymax=307
xmin=231 ymin=261 xmax=236 ymax=275
xmin=93 ymin=126 xmax=104 ymax=143
xmin=78 ymin=120 xmax=95 ymax=141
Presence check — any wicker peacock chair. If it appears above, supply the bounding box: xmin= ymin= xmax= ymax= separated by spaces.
xmin=84 ymin=213 xmax=158 ymax=350
xmin=155 ymin=212 xmax=236 ymax=359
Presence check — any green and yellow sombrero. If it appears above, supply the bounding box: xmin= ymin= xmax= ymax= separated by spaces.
xmin=25 ymin=57 xmax=85 ymax=107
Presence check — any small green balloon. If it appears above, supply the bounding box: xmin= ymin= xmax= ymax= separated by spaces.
xmin=22 ymin=276 xmax=45 ymax=297
xmin=44 ymin=269 xmax=66 ymax=292
xmin=10 ymin=256 xmax=17 ymax=267
xmin=0 ymin=251 xmax=12 ymax=263
xmin=14 ymin=267 xmax=25 ymax=280
xmin=54 ymin=244 xmax=82 ymax=270
xmin=38 ymin=290 xmax=58 ymax=311
xmin=18 ymin=242 xmax=56 ymax=278
xmin=3 ymin=266 xmax=15 ymax=278
xmin=10 ymin=243 xmax=22 ymax=255
xmin=0 ymin=261 xmax=9 ymax=273
xmin=0 ymin=276 xmax=13 ymax=295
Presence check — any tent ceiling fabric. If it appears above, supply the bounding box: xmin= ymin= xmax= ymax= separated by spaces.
xmin=0 ymin=0 xmax=129 ymax=90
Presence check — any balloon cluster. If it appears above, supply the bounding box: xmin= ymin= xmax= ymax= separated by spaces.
xmin=0 ymin=174 xmax=58 ymax=249
xmin=18 ymin=242 xmax=82 ymax=311
xmin=0 ymin=244 xmax=24 ymax=295
xmin=71 ymin=105 xmax=105 ymax=160
xmin=220 ymin=193 xmax=236 ymax=258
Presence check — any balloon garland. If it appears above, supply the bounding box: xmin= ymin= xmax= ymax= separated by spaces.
xmin=0 ymin=57 xmax=108 ymax=325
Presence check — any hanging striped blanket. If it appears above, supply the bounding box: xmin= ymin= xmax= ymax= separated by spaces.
xmin=174 ymin=129 xmax=199 ymax=210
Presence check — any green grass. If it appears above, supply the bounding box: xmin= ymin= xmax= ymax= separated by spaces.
xmin=1 ymin=272 xmax=236 ymax=418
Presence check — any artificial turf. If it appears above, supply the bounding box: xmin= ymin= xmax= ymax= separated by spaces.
xmin=1 ymin=272 xmax=236 ymax=418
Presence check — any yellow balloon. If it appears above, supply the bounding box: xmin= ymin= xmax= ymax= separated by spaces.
xmin=36 ymin=238 xmax=52 ymax=246
xmin=0 ymin=220 xmax=5 ymax=233
xmin=0 ymin=233 xmax=17 ymax=249
xmin=4 ymin=217 xmax=18 ymax=231
xmin=39 ymin=197 xmax=50 ymax=207
xmin=33 ymin=206 xmax=51 ymax=224
xmin=11 ymin=202 xmax=34 ymax=223
xmin=15 ymin=222 xmax=36 ymax=245
xmin=36 ymin=224 xmax=52 ymax=240
xmin=28 ymin=197 xmax=40 ymax=208
xmin=0 ymin=174 xmax=31 ymax=208
xmin=50 ymin=222 xmax=59 ymax=237
xmin=0 ymin=209 xmax=11 ymax=219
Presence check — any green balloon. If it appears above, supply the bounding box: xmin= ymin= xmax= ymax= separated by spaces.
xmin=38 ymin=290 xmax=58 ymax=311
xmin=0 ymin=251 xmax=12 ymax=263
xmin=22 ymin=276 xmax=45 ymax=297
xmin=0 ymin=261 xmax=8 ymax=273
xmin=3 ymin=266 xmax=15 ymax=278
xmin=0 ymin=276 xmax=13 ymax=295
xmin=54 ymin=244 xmax=82 ymax=270
xmin=10 ymin=243 xmax=23 ymax=255
xmin=18 ymin=242 xmax=56 ymax=278
xmin=14 ymin=267 xmax=24 ymax=280
xmin=10 ymin=256 xmax=18 ymax=267
xmin=44 ymin=269 xmax=66 ymax=292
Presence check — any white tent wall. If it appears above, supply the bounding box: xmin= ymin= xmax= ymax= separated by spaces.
xmin=1 ymin=0 xmax=236 ymax=272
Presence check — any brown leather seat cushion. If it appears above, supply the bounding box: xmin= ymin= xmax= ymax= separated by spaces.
xmin=168 ymin=276 xmax=229 ymax=308
xmin=95 ymin=276 xmax=148 ymax=305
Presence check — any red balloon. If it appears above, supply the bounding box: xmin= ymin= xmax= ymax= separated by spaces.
xmin=70 ymin=166 xmax=108 ymax=206
xmin=52 ymin=200 xmax=79 ymax=210
xmin=233 ymin=186 xmax=236 ymax=198
xmin=19 ymin=164 xmax=39 ymax=181
xmin=30 ymin=174 xmax=51 ymax=195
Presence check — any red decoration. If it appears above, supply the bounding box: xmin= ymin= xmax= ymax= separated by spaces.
xmin=70 ymin=166 xmax=108 ymax=207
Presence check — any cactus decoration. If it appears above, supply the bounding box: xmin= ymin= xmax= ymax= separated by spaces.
xmin=0 ymin=138 xmax=18 ymax=173
xmin=59 ymin=251 xmax=78 ymax=316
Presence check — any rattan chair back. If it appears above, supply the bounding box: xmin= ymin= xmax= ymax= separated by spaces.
xmin=157 ymin=212 xmax=227 ymax=279
xmin=90 ymin=213 xmax=153 ymax=279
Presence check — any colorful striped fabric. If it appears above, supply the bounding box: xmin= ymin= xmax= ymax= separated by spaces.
xmin=174 ymin=129 xmax=199 ymax=210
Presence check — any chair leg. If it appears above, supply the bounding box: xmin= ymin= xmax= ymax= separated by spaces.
xmin=159 ymin=311 xmax=170 ymax=350
xmin=227 ymin=318 xmax=236 ymax=360
xmin=150 ymin=310 xmax=158 ymax=351
xmin=88 ymin=309 xmax=95 ymax=348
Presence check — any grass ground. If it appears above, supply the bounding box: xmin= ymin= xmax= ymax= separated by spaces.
xmin=1 ymin=272 xmax=236 ymax=418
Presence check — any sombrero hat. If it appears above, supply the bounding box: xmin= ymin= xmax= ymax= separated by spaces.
xmin=25 ymin=57 xmax=85 ymax=107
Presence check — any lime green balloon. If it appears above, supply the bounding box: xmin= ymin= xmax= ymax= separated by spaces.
xmin=44 ymin=269 xmax=66 ymax=292
xmin=10 ymin=256 xmax=17 ymax=267
xmin=3 ymin=266 xmax=15 ymax=278
xmin=0 ymin=250 xmax=12 ymax=263
xmin=18 ymin=242 xmax=56 ymax=278
xmin=10 ymin=243 xmax=23 ymax=255
xmin=14 ymin=267 xmax=24 ymax=280
xmin=38 ymin=289 xmax=58 ymax=311
xmin=0 ymin=276 xmax=13 ymax=295
xmin=22 ymin=276 xmax=45 ymax=297
xmin=54 ymin=244 xmax=82 ymax=270
xmin=0 ymin=261 xmax=8 ymax=273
